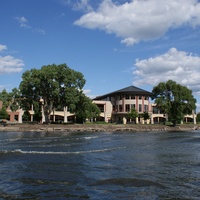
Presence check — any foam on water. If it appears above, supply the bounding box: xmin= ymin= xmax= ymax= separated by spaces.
xmin=0 ymin=146 xmax=126 ymax=155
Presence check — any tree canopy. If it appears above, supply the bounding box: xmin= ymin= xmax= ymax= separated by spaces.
xmin=74 ymin=93 xmax=100 ymax=123
xmin=0 ymin=88 xmax=21 ymax=120
xmin=0 ymin=107 xmax=9 ymax=120
xmin=152 ymin=80 xmax=196 ymax=126
xmin=19 ymin=64 xmax=86 ymax=123
xmin=0 ymin=89 xmax=12 ymax=109
xmin=142 ymin=112 xmax=150 ymax=121
xmin=0 ymin=88 xmax=21 ymax=111
xmin=196 ymin=112 xmax=200 ymax=123
xmin=128 ymin=107 xmax=138 ymax=123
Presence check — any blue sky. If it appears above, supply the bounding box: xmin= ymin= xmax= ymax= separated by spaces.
xmin=1 ymin=0 xmax=200 ymax=110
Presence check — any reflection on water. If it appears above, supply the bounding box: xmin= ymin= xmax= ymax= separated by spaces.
xmin=0 ymin=131 xmax=200 ymax=199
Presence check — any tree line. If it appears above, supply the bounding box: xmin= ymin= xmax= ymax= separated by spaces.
xmin=0 ymin=64 xmax=197 ymax=126
xmin=0 ymin=64 xmax=100 ymax=123
xmin=129 ymin=80 xmax=197 ymax=126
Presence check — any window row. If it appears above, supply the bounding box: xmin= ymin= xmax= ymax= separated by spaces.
xmin=152 ymin=106 xmax=165 ymax=114
xmin=106 ymin=95 xmax=149 ymax=101
xmin=113 ymin=104 xmax=149 ymax=112
xmin=125 ymin=95 xmax=149 ymax=100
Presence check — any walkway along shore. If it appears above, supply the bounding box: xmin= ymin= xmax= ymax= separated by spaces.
xmin=0 ymin=124 xmax=199 ymax=132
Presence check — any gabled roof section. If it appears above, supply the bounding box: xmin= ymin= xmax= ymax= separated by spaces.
xmin=114 ymin=85 xmax=150 ymax=93
xmin=93 ymin=86 xmax=152 ymax=100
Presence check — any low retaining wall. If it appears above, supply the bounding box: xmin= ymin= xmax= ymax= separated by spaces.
xmin=0 ymin=124 xmax=199 ymax=132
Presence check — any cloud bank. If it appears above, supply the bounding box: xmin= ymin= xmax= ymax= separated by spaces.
xmin=0 ymin=45 xmax=24 ymax=75
xmin=133 ymin=48 xmax=200 ymax=94
xmin=74 ymin=0 xmax=200 ymax=45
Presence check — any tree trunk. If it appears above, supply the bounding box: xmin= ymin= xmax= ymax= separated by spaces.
xmin=172 ymin=121 xmax=176 ymax=127
xmin=43 ymin=101 xmax=53 ymax=124
xmin=44 ymin=113 xmax=50 ymax=124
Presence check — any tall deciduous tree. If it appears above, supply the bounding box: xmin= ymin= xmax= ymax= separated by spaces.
xmin=74 ymin=94 xmax=100 ymax=123
xmin=9 ymin=88 xmax=22 ymax=112
xmin=0 ymin=88 xmax=21 ymax=120
xmin=19 ymin=64 xmax=86 ymax=123
xmin=152 ymin=80 xmax=196 ymax=126
xmin=0 ymin=107 xmax=9 ymax=120
xmin=0 ymin=89 xmax=12 ymax=109
xmin=196 ymin=112 xmax=200 ymax=123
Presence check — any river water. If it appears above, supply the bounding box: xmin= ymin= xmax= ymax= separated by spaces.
xmin=0 ymin=130 xmax=200 ymax=199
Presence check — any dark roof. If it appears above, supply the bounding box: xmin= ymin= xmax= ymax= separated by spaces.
xmin=93 ymin=86 xmax=152 ymax=100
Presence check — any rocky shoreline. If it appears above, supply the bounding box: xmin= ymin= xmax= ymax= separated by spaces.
xmin=0 ymin=124 xmax=199 ymax=132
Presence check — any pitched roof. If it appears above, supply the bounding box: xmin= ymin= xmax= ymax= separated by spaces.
xmin=93 ymin=86 xmax=152 ymax=100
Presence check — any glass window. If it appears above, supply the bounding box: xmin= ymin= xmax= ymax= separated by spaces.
xmin=139 ymin=104 xmax=142 ymax=112
xmin=125 ymin=95 xmax=129 ymax=99
xmin=125 ymin=104 xmax=130 ymax=112
xmin=144 ymin=105 xmax=148 ymax=112
xmin=97 ymin=104 xmax=104 ymax=112
xmin=131 ymin=95 xmax=135 ymax=99
xmin=119 ymin=105 xmax=122 ymax=112
xmin=153 ymin=106 xmax=158 ymax=114
xmin=160 ymin=108 xmax=165 ymax=114
xmin=131 ymin=104 xmax=135 ymax=108
xmin=15 ymin=115 xmax=18 ymax=121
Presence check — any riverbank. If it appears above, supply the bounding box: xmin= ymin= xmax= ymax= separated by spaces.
xmin=0 ymin=123 xmax=199 ymax=132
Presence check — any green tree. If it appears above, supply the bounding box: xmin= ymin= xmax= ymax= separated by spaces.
xmin=142 ymin=112 xmax=150 ymax=121
xmin=9 ymin=88 xmax=22 ymax=111
xmin=22 ymin=110 xmax=31 ymax=121
xmin=0 ymin=88 xmax=23 ymax=121
xmin=74 ymin=94 xmax=100 ymax=123
xmin=11 ymin=88 xmax=41 ymax=122
xmin=0 ymin=88 xmax=23 ymax=111
xmin=0 ymin=107 xmax=9 ymax=120
xmin=152 ymin=80 xmax=196 ymax=126
xmin=19 ymin=64 xmax=86 ymax=123
xmin=196 ymin=112 xmax=200 ymax=123
xmin=0 ymin=89 xmax=12 ymax=109
xmin=128 ymin=107 xmax=138 ymax=123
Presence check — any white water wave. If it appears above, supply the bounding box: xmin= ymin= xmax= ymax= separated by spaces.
xmin=0 ymin=136 xmax=99 ymax=143
xmin=0 ymin=147 xmax=126 ymax=155
xmin=83 ymin=136 xmax=99 ymax=140
xmin=72 ymin=136 xmax=99 ymax=141
xmin=0 ymin=138 xmax=21 ymax=142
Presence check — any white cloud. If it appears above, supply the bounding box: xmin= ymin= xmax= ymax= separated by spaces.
xmin=17 ymin=16 xmax=28 ymax=23
xmin=15 ymin=16 xmax=30 ymax=28
xmin=34 ymin=28 xmax=45 ymax=35
xmin=0 ymin=45 xmax=7 ymax=52
xmin=83 ymin=89 xmax=96 ymax=99
xmin=84 ymin=89 xmax=100 ymax=99
xmin=132 ymin=48 xmax=200 ymax=93
xmin=83 ymin=89 xmax=91 ymax=95
xmin=0 ymin=56 xmax=24 ymax=74
xmin=196 ymin=103 xmax=200 ymax=112
xmin=73 ymin=0 xmax=93 ymax=12
xmin=74 ymin=0 xmax=200 ymax=45
xmin=15 ymin=16 xmax=45 ymax=34
xmin=61 ymin=0 xmax=93 ymax=12
xmin=0 ymin=49 xmax=24 ymax=75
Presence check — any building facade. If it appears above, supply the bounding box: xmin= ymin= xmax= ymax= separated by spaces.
xmin=0 ymin=86 xmax=196 ymax=124
xmin=93 ymin=86 xmax=196 ymax=124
